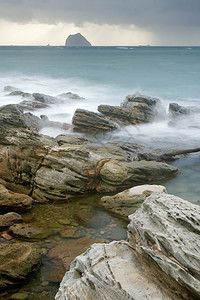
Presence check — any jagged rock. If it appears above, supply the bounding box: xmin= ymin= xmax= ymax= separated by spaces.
xmin=100 ymin=184 xmax=167 ymax=217
xmin=120 ymin=94 xmax=165 ymax=123
xmin=56 ymin=193 xmax=199 ymax=300
xmin=65 ymin=33 xmax=92 ymax=47
xmin=0 ymin=212 xmax=22 ymax=228
xmin=0 ymin=104 xmax=23 ymax=115
xmin=128 ymin=193 xmax=200 ymax=298
xmin=56 ymin=241 xmax=192 ymax=300
xmin=9 ymin=223 xmax=51 ymax=240
xmin=18 ymin=99 xmax=49 ymax=111
xmin=0 ymin=184 xmax=33 ymax=213
xmin=72 ymin=108 xmax=118 ymax=132
xmin=0 ymin=243 xmax=41 ymax=288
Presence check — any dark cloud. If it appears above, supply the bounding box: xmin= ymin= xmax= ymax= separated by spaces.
xmin=0 ymin=0 xmax=200 ymax=29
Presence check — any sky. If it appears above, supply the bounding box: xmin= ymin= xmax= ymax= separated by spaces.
xmin=0 ymin=0 xmax=200 ymax=46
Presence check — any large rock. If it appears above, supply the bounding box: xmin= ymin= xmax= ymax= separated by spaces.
xmin=169 ymin=103 xmax=200 ymax=118
xmin=120 ymin=94 xmax=165 ymax=123
xmin=0 ymin=184 xmax=33 ymax=212
xmin=56 ymin=193 xmax=199 ymax=300
xmin=128 ymin=193 xmax=200 ymax=298
xmin=100 ymin=184 xmax=167 ymax=217
xmin=72 ymin=108 xmax=118 ymax=132
xmin=65 ymin=33 xmax=92 ymax=47
xmin=0 ymin=243 xmax=41 ymax=288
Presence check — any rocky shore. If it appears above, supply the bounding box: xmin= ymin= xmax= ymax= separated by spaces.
xmin=0 ymin=87 xmax=200 ymax=299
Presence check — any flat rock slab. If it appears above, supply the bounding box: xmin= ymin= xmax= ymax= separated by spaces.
xmin=9 ymin=223 xmax=51 ymax=240
xmin=0 ymin=243 xmax=41 ymax=288
xmin=56 ymin=241 xmax=190 ymax=300
xmin=128 ymin=193 xmax=200 ymax=298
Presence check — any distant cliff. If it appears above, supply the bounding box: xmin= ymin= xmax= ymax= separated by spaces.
xmin=65 ymin=33 xmax=92 ymax=47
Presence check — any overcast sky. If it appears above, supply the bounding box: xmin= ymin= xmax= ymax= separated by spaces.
xmin=0 ymin=0 xmax=200 ymax=46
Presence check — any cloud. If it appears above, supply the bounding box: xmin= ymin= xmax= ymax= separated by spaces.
xmin=0 ymin=0 xmax=200 ymax=29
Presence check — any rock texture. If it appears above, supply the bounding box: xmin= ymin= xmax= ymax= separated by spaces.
xmin=128 ymin=193 xmax=200 ymax=298
xmin=100 ymin=184 xmax=167 ymax=217
xmin=72 ymin=108 xmax=118 ymax=132
xmin=0 ymin=243 xmax=41 ymax=288
xmin=0 ymin=106 xmax=178 ymax=200
xmin=65 ymin=33 xmax=92 ymax=47
xmin=56 ymin=193 xmax=200 ymax=300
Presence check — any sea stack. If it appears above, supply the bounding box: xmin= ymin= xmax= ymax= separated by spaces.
xmin=65 ymin=33 xmax=92 ymax=47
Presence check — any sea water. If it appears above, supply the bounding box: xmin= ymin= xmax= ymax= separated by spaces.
xmin=0 ymin=46 xmax=200 ymax=202
xmin=0 ymin=46 xmax=200 ymax=147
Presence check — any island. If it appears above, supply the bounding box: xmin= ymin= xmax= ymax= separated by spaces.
xmin=65 ymin=33 xmax=92 ymax=47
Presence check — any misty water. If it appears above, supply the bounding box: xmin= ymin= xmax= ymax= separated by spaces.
xmin=0 ymin=46 xmax=200 ymax=298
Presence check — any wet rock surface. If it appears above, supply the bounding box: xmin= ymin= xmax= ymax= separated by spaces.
xmin=56 ymin=193 xmax=200 ymax=300
xmin=0 ymin=243 xmax=41 ymax=288
xmin=9 ymin=223 xmax=51 ymax=240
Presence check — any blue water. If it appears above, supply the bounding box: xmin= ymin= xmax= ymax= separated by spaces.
xmin=0 ymin=46 xmax=200 ymax=146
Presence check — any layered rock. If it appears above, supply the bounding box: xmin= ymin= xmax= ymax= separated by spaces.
xmin=98 ymin=93 xmax=164 ymax=125
xmin=100 ymin=184 xmax=167 ymax=217
xmin=128 ymin=193 xmax=200 ymax=298
xmin=0 ymin=243 xmax=41 ymax=288
xmin=169 ymin=103 xmax=200 ymax=118
xmin=56 ymin=193 xmax=200 ymax=300
xmin=72 ymin=108 xmax=118 ymax=132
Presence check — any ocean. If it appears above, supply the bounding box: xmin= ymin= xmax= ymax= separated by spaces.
xmin=0 ymin=46 xmax=200 ymax=148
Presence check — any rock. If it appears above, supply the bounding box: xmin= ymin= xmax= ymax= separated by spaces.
xmin=0 ymin=243 xmax=41 ymax=288
xmin=72 ymin=108 xmax=118 ymax=132
xmin=74 ymin=209 xmax=111 ymax=229
xmin=46 ymin=238 xmax=97 ymax=282
xmin=0 ymin=184 xmax=33 ymax=213
xmin=98 ymin=160 xmax=178 ymax=191
xmin=128 ymin=193 xmax=200 ymax=298
xmin=21 ymin=112 xmax=43 ymax=131
xmin=65 ymin=33 xmax=92 ymax=47
xmin=59 ymin=227 xmax=82 ymax=239
xmin=120 ymin=94 xmax=165 ymax=123
xmin=9 ymin=91 xmax=24 ymax=96
xmin=56 ymin=193 xmax=199 ymax=300
xmin=0 ymin=212 xmax=22 ymax=228
xmin=56 ymin=241 xmax=191 ymax=300
xmin=100 ymin=184 xmax=167 ymax=217
xmin=0 ymin=104 xmax=23 ymax=115
xmin=9 ymin=223 xmax=51 ymax=240
xmin=32 ymin=93 xmax=63 ymax=105
xmin=169 ymin=103 xmax=200 ymax=118
xmin=10 ymin=292 xmax=28 ymax=300
xmin=18 ymin=99 xmax=49 ymax=111
xmin=4 ymin=86 xmax=19 ymax=92
xmin=57 ymin=92 xmax=85 ymax=100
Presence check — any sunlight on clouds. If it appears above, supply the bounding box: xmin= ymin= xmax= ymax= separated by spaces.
xmin=0 ymin=20 xmax=155 ymax=46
